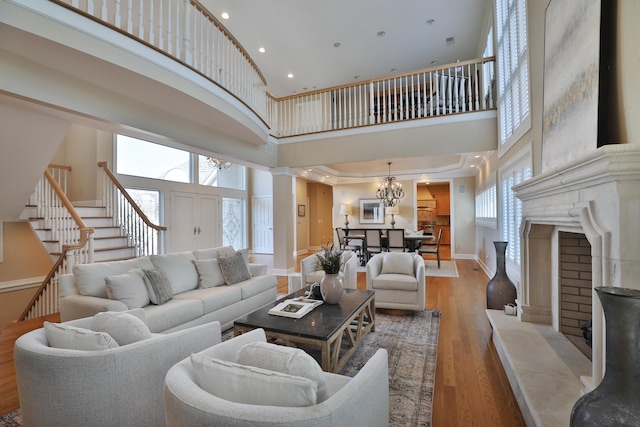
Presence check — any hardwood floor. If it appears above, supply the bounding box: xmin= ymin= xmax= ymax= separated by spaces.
xmin=0 ymin=251 xmax=525 ymax=426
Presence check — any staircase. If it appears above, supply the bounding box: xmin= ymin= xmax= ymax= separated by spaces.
xmin=24 ymin=204 xmax=137 ymax=262
xmin=15 ymin=163 xmax=165 ymax=322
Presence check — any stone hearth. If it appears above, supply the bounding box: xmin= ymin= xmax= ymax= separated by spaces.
xmin=489 ymin=144 xmax=640 ymax=426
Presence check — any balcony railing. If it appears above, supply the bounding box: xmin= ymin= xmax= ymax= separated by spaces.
xmin=50 ymin=0 xmax=495 ymax=138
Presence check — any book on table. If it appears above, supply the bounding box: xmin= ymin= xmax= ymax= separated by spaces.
xmin=268 ymin=298 xmax=324 ymax=318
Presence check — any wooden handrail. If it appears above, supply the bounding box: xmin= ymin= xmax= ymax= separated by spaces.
xmin=98 ymin=162 xmax=167 ymax=232
xmin=44 ymin=170 xmax=93 ymax=233
xmin=17 ymin=254 xmax=65 ymax=322
xmin=48 ymin=164 xmax=72 ymax=171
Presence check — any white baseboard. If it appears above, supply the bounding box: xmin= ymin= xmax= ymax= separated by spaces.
xmin=0 ymin=276 xmax=45 ymax=293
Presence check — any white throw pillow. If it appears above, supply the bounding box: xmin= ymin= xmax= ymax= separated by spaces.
xmin=104 ymin=268 xmax=150 ymax=309
xmin=381 ymin=252 xmax=415 ymax=276
xmin=92 ymin=311 xmax=152 ymax=345
xmin=190 ymin=353 xmax=317 ymax=407
xmin=237 ymin=341 xmax=329 ymax=402
xmin=150 ymin=252 xmax=199 ymax=295
xmin=192 ymin=259 xmax=227 ymax=288
xmin=44 ymin=321 xmax=119 ymax=350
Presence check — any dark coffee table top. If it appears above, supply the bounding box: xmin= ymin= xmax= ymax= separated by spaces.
xmin=234 ymin=287 xmax=375 ymax=341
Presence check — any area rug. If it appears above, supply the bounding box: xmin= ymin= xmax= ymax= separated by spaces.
xmin=0 ymin=410 xmax=21 ymax=426
xmin=425 ymin=259 xmax=459 ymax=278
xmin=222 ymin=309 xmax=441 ymax=427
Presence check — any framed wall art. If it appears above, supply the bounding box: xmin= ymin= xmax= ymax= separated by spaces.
xmin=359 ymin=199 xmax=384 ymax=224
xmin=297 ymin=204 xmax=305 ymax=217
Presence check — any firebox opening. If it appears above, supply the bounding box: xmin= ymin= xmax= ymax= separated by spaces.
xmin=559 ymin=231 xmax=592 ymax=360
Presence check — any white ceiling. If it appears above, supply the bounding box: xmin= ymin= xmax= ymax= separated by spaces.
xmin=199 ymin=0 xmax=493 ymax=181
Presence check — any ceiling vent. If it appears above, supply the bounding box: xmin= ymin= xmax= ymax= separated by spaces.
xmin=446 ymin=36 xmax=455 ymax=45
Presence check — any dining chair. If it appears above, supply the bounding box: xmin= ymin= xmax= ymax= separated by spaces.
xmin=336 ymin=228 xmax=362 ymax=262
xmin=364 ymin=229 xmax=385 ymax=262
xmin=386 ymin=228 xmax=406 ymax=252
xmin=418 ymin=227 xmax=443 ymax=268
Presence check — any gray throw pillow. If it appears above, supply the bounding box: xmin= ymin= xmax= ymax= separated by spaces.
xmin=142 ymin=268 xmax=173 ymax=305
xmin=218 ymin=251 xmax=252 ymax=285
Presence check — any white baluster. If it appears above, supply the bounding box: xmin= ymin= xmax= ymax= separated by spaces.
xmin=101 ymin=0 xmax=108 ymax=21
xmin=138 ymin=0 xmax=144 ymax=39
xmin=115 ymin=0 xmax=121 ymax=27
xmin=182 ymin=1 xmax=191 ymax=64
xmin=148 ymin=0 xmax=154 ymax=45
xmin=127 ymin=0 xmax=133 ymax=33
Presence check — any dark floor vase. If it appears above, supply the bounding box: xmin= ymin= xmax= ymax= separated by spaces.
xmin=486 ymin=241 xmax=517 ymax=309
xmin=570 ymin=287 xmax=640 ymax=426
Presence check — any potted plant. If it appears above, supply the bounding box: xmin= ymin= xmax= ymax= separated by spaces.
xmin=315 ymin=243 xmax=344 ymax=304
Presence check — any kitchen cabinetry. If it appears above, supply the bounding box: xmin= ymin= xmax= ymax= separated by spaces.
xmin=435 ymin=192 xmax=450 ymax=215
xmin=438 ymin=225 xmax=451 ymax=245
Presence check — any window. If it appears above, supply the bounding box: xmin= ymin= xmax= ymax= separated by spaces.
xmin=495 ymin=0 xmax=530 ymax=152
xmin=222 ymin=197 xmax=245 ymax=249
xmin=116 ymin=135 xmax=192 ymax=183
xmin=198 ymin=155 xmax=246 ymax=190
xmin=500 ymin=147 xmax=532 ymax=269
xmin=125 ymin=188 xmax=161 ymax=224
xmin=476 ymin=177 xmax=497 ymax=229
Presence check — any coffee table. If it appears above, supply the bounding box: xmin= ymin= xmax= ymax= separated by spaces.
xmin=234 ymin=287 xmax=375 ymax=373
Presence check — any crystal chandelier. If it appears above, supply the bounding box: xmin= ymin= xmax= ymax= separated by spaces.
xmin=207 ymin=157 xmax=232 ymax=170
xmin=376 ymin=162 xmax=404 ymax=207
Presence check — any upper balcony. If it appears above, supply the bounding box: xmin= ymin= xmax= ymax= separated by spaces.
xmin=39 ymin=0 xmax=495 ymax=143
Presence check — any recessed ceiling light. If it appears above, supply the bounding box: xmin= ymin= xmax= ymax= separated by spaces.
xmin=377 ymin=31 xmax=386 ymax=37
xmin=258 ymin=47 xmax=266 ymax=53
xmin=308 ymin=169 xmax=312 ymax=172
xmin=221 ymin=12 xmax=229 ymax=20
xmin=333 ymin=42 xmax=341 ymax=48
xmin=475 ymin=155 xmax=480 ymax=158
xmin=287 ymin=73 xmax=294 ymax=79
xmin=426 ymin=19 xmax=436 ymax=25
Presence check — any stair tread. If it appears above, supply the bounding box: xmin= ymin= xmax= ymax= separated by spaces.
xmin=96 ymin=256 xmax=138 ymax=263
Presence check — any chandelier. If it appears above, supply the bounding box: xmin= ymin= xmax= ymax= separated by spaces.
xmin=207 ymin=157 xmax=232 ymax=170
xmin=376 ymin=162 xmax=404 ymax=207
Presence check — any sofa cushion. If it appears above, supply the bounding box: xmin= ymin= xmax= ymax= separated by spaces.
xmin=237 ymin=341 xmax=328 ymax=402
xmin=174 ymin=286 xmax=242 ymax=314
xmin=218 ymin=251 xmax=252 ymax=285
xmin=381 ymin=252 xmax=415 ymax=276
xmin=73 ymin=257 xmax=154 ymax=298
xmin=192 ymin=259 xmax=227 ymax=288
xmin=44 ymin=321 xmax=119 ymax=350
xmin=143 ymin=298 xmax=203 ymax=333
xmin=150 ymin=252 xmax=198 ymax=295
xmin=104 ymin=268 xmax=150 ymax=309
xmin=190 ymin=353 xmax=317 ymax=407
xmin=231 ymin=275 xmax=278 ymax=300
xmin=142 ymin=268 xmax=173 ymax=305
xmin=372 ymin=273 xmax=419 ymax=291
xmin=92 ymin=311 xmax=153 ymax=345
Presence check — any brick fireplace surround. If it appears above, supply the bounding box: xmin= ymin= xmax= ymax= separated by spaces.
xmin=487 ymin=144 xmax=640 ymax=426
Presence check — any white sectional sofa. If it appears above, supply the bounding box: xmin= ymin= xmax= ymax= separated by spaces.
xmin=59 ymin=246 xmax=278 ymax=332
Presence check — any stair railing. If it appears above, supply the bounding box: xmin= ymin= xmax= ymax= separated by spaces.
xmin=19 ymin=167 xmax=95 ymax=321
xmin=98 ymin=162 xmax=167 ymax=257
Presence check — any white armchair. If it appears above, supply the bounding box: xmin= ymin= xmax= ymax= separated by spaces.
xmin=164 ymin=328 xmax=390 ymax=427
xmin=14 ymin=314 xmax=221 ymax=427
xmin=300 ymin=250 xmax=358 ymax=289
xmin=366 ymin=252 xmax=425 ymax=311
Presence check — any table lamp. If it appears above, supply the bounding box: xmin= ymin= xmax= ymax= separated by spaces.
xmin=385 ymin=206 xmax=400 ymax=228
xmin=339 ymin=204 xmax=352 ymax=229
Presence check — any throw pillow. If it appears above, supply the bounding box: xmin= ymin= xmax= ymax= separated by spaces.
xmin=190 ymin=353 xmax=317 ymax=407
xmin=217 ymin=251 xmax=252 ymax=285
xmin=44 ymin=321 xmax=119 ymax=350
xmin=380 ymin=252 xmax=415 ymax=276
xmin=104 ymin=268 xmax=150 ymax=309
xmin=150 ymin=252 xmax=199 ymax=295
xmin=237 ymin=341 xmax=329 ymax=402
xmin=92 ymin=311 xmax=153 ymax=345
xmin=192 ymin=259 xmax=227 ymax=288
xmin=142 ymin=268 xmax=173 ymax=305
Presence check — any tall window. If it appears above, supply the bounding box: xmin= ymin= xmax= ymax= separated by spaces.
xmin=475 ymin=176 xmax=497 ymax=229
xmin=495 ymin=0 xmax=530 ymax=151
xmin=500 ymin=148 xmax=531 ymax=268
xmin=222 ymin=197 xmax=245 ymax=249
xmin=198 ymin=155 xmax=246 ymax=190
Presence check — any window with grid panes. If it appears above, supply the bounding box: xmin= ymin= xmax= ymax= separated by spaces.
xmin=500 ymin=154 xmax=531 ymax=267
xmin=475 ymin=178 xmax=497 ymax=229
xmin=495 ymin=0 xmax=530 ymax=151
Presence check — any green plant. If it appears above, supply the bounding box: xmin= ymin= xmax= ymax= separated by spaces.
xmin=315 ymin=243 xmax=343 ymax=274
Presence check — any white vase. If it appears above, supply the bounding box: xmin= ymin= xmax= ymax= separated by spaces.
xmin=320 ymin=273 xmax=344 ymax=304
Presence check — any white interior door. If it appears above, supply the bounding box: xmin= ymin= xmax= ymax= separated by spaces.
xmin=253 ymin=196 xmax=273 ymax=254
xmin=198 ymin=195 xmax=221 ymax=249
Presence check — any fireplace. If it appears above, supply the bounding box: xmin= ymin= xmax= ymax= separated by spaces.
xmin=514 ymin=144 xmax=640 ymax=392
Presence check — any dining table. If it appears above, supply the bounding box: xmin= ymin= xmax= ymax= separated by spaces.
xmin=342 ymin=228 xmax=435 ymax=253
